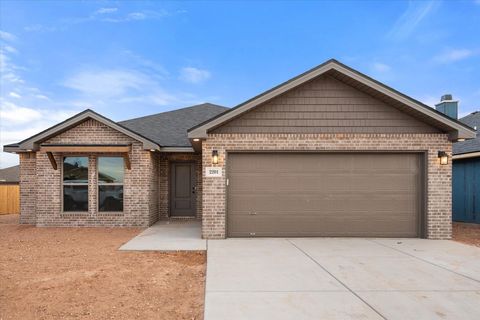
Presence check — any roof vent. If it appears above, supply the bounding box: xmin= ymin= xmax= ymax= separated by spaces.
xmin=441 ymin=94 xmax=453 ymax=101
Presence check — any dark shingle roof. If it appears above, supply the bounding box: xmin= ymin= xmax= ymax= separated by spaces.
xmin=119 ymin=103 xmax=228 ymax=147
xmin=0 ymin=165 xmax=19 ymax=183
xmin=453 ymin=111 xmax=480 ymax=155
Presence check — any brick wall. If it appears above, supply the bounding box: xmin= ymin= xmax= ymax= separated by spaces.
xmin=19 ymin=152 xmax=36 ymax=224
xmin=23 ymin=118 xmax=159 ymax=227
xmin=158 ymin=153 xmax=202 ymax=219
xmin=202 ymin=133 xmax=452 ymax=239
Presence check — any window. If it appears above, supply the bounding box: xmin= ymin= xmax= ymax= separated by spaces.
xmin=63 ymin=157 xmax=89 ymax=212
xmin=98 ymin=157 xmax=124 ymax=212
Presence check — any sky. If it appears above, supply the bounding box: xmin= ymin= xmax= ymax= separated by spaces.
xmin=1 ymin=0 xmax=480 ymax=168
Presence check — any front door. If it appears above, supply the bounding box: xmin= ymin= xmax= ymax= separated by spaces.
xmin=170 ymin=162 xmax=196 ymax=217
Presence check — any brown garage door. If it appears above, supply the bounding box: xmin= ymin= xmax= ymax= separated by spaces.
xmin=227 ymin=153 xmax=423 ymax=237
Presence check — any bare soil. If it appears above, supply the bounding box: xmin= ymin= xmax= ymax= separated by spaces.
xmin=453 ymin=222 xmax=480 ymax=247
xmin=0 ymin=214 xmax=206 ymax=320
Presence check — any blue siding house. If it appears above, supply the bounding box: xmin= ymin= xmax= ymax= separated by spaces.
xmin=452 ymin=111 xmax=480 ymax=223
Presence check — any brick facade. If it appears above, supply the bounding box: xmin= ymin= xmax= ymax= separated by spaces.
xmin=19 ymin=152 xmax=36 ymax=224
xmin=18 ymin=118 xmax=202 ymax=227
xmin=17 ymin=118 xmax=453 ymax=239
xmin=20 ymin=119 xmax=160 ymax=227
xmin=202 ymin=133 xmax=452 ymax=240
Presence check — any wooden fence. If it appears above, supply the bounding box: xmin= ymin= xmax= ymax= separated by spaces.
xmin=0 ymin=184 xmax=20 ymax=215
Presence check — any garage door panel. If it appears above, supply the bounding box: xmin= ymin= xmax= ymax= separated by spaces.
xmin=228 ymin=215 xmax=418 ymax=238
xmin=227 ymin=153 xmax=422 ymax=237
xmin=230 ymin=174 xmax=417 ymax=193
xmin=229 ymin=196 xmax=418 ymax=213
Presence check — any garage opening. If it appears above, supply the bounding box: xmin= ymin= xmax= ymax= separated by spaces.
xmin=227 ymin=152 xmax=424 ymax=238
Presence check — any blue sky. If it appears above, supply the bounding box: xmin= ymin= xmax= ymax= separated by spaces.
xmin=1 ymin=0 xmax=480 ymax=168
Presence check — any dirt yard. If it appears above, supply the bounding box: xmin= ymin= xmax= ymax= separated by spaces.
xmin=0 ymin=214 xmax=206 ymax=320
xmin=453 ymin=222 xmax=480 ymax=247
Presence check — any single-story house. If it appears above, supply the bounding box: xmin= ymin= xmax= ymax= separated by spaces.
xmin=0 ymin=165 xmax=19 ymax=184
xmin=452 ymin=110 xmax=480 ymax=223
xmin=3 ymin=59 xmax=476 ymax=239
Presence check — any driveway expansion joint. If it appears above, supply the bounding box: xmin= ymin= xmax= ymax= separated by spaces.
xmin=286 ymin=239 xmax=388 ymax=320
xmin=369 ymin=239 xmax=480 ymax=284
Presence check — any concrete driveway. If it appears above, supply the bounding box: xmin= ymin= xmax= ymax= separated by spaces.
xmin=205 ymin=238 xmax=480 ymax=320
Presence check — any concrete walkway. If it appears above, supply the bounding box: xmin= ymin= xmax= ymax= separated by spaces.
xmin=205 ymin=238 xmax=480 ymax=320
xmin=119 ymin=220 xmax=206 ymax=251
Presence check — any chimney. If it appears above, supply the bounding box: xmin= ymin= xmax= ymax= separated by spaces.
xmin=435 ymin=94 xmax=458 ymax=119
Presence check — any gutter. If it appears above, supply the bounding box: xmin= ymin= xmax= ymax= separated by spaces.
xmin=453 ymin=152 xmax=480 ymax=160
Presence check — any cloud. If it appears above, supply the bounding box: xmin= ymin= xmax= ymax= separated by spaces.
xmin=3 ymin=46 xmax=17 ymax=54
xmin=0 ymin=100 xmax=43 ymax=124
xmin=0 ymin=30 xmax=16 ymax=41
xmin=34 ymin=94 xmax=50 ymax=100
xmin=24 ymin=8 xmax=179 ymax=32
xmin=0 ymin=50 xmax=26 ymax=84
xmin=64 ymin=69 xmax=154 ymax=97
xmin=94 ymin=7 xmax=118 ymax=15
xmin=24 ymin=24 xmax=56 ymax=33
xmin=433 ymin=48 xmax=477 ymax=63
xmin=180 ymin=67 xmax=211 ymax=84
xmin=388 ymin=1 xmax=436 ymax=40
xmin=0 ymin=34 xmax=80 ymax=168
xmin=372 ymin=62 xmax=391 ymax=73
xmin=0 ymin=99 xmax=79 ymax=168
xmin=62 ymin=68 xmax=188 ymax=107
xmin=121 ymin=50 xmax=169 ymax=76
xmin=99 ymin=10 xmax=168 ymax=23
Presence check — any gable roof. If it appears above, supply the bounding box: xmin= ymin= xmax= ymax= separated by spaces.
xmin=119 ymin=103 xmax=228 ymax=147
xmin=3 ymin=104 xmax=229 ymax=154
xmin=0 ymin=165 xmax=19 ymax=183
xmin=188 ymin=59 xmax=476 ymax=141
xmin=4 ymin=109 xmax=160 ymax=152
xmin=453 ymin=111 xmax=480 ymax=156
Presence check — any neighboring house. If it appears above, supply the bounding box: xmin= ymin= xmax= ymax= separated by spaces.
xmin=3 ymin=59 xmax=476 ymax=239
xmin=0 ymin=165 xmax=19 ymax=184
xmin=452 ymin=111 xmax=480 ymax=223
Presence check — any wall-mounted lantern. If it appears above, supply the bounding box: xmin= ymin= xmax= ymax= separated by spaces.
xmin=438 ymin=151 xmax=448 ymax=165
xmin=212 ymin=150 xmax=219 ymax=165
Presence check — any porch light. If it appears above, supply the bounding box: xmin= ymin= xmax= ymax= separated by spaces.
xmin=193 ymin=138 xmax=200 ymax=142
xmin=212 ymin=150 xmax=219 ymax=165
xmin=438 ymin=151 xmax=448 ymax=165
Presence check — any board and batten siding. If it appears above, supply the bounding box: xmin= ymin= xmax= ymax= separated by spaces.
xmin=212 ymin=75 xmax=441 ymax=134
xmin=453 ymin=157 xmax=480 ymax=223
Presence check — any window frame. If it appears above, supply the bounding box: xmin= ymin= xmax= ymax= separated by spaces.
xmin=62 ymin=155 xmax=90 ymax=213
xmin=97 ymin=155 xmax=124 ymax=213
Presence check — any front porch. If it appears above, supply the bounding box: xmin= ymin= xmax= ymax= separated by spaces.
xmin=119 ymin=219 xmax=206 ymax=251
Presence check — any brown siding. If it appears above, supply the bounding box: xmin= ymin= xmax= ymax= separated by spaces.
xmin=213 ymin=75 xmax=440 ymax=134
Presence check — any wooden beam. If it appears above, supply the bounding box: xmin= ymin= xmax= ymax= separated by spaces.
xmin=46 ymin=152 xmax=57 ymax=170
xmin=40 ymin=145 xmax=130 ymax=153
xmin=123 ymin=153 xmax=131 ymax=170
